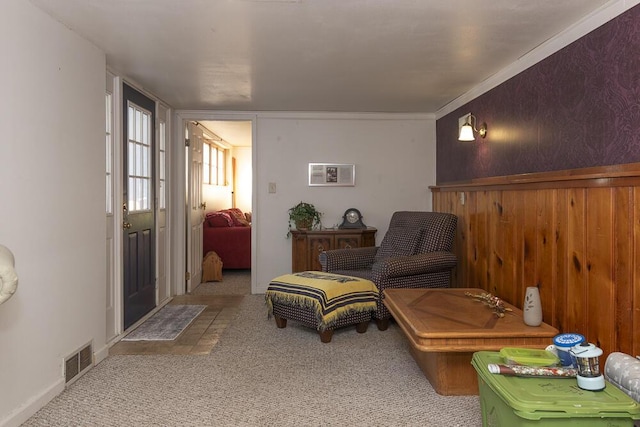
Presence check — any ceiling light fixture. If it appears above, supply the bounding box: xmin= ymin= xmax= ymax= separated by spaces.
xmin=458 ymin=113 xmax=487 ymax=141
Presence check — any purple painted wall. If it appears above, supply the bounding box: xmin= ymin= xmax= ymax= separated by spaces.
xmin=436 ymin=5 xmax=640 ymax=184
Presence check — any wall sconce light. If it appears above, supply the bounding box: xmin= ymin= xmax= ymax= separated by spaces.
xmin=458 ymin=113 xmax=487 ymax=141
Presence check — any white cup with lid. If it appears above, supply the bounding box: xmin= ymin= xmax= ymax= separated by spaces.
xmin=545 ymin=333 xmax=585 ymax=367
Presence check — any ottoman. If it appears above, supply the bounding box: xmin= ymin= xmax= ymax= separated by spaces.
xmin=265 ymin=271 xmax=378 ymax=343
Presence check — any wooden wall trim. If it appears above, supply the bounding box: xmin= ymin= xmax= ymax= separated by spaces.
xmin=431 ymin=163 xmax=640 ymax=361
xmin=431 ymin=162 xmax=640 ymax=191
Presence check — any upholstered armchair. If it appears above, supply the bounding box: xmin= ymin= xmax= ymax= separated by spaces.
xmin=319 ymin=211 xmax=458 ymax=330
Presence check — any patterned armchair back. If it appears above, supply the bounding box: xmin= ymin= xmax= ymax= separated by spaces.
xmin=387 ymin=211 xmax=457 ymax=253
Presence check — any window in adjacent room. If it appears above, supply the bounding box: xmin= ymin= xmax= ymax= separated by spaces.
xmin=203 ymin=140 xmax=226 ymax=186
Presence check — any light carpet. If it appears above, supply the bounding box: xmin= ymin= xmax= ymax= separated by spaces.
xmin=122 ymin=304 xmax=207 ymax=341
xmin=24 ymin=295 xmax=482 ymax=426
xmin=193 ymin=269 xmax=252 ymax=295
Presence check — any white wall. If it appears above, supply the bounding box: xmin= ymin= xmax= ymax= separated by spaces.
xmin=233 ymin=146 xmax=252 ymax=214
xmin=203 ymin=184 xmax=233 ymax=212
xmin=0 ymin=1 xmax=106 ymax=425
xmin=254 ymin=113 xmax=436 ymax=293
xmin=175 ymin=111 xmax=435 ymax=295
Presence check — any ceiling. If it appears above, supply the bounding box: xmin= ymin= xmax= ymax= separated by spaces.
xmin=30 ymin=0 xmax=612 ymax=113
xmin=199 ymin=120 xmax=253 ymax=147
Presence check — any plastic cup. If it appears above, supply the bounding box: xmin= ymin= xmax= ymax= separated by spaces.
xmin=550 ymin=333 xmax=585 ymax=367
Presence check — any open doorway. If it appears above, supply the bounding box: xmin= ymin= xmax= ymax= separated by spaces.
xmin=199 ymin=121 xmax=252 ymax=215
xmin=184 ymin=119 xmax=253 ymax=295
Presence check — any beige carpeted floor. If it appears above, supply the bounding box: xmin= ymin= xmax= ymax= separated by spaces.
xmin=193 ymin=269 xmax=252 ymax=295
xmin=24 ymin=270 xmax=482 ymax=426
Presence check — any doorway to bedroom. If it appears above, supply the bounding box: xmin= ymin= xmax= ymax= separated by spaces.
xmin=191 ymin=119 xmax=253 ymax=294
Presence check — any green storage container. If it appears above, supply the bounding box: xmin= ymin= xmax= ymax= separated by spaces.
xmin=471 ymin=351 xmax=640 ymax=427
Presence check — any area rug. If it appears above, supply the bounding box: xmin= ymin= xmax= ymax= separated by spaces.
xmin=122 ymin=305 xmax=206 ymax=341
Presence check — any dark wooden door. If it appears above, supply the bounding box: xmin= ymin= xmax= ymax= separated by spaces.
xmin=123 ymin=83 xmax=156 ymax=329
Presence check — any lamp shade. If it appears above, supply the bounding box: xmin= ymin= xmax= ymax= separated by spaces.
xmin=458 ymin=124 xmax=475 ymax=141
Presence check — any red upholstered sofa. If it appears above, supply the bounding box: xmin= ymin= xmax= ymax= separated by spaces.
xmin=203 ymin=209 xmax=251 ymax=269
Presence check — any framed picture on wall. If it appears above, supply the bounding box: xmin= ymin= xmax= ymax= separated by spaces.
xmin=308 ymin=163 xmax=355 ymax=186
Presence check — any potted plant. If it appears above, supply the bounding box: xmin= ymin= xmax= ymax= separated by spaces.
xmin=287 ymin=201 xmax=322 ymax=237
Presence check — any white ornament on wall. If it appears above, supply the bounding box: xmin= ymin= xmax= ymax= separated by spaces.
xmin=0 ymin=244 xmax=18 ymax=305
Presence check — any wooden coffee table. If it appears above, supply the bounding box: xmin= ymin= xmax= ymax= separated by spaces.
xmin=383 ymin=288 xmax=559 ymax=396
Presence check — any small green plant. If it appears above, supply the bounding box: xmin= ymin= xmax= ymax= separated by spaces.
xmin=287 ymin=201 xmax=322 ymax=237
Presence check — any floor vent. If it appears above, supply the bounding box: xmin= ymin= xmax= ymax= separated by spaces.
xmin=64 ymin=342 xmax=93 ymax=385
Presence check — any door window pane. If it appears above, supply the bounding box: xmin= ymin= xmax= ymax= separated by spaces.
xmin=105 ymin=92 xmax=113 ymax=214
xmin=127 ymin=102 xmax=152 ymax=212
xmin=159 ymin=121 xmax=166 ymax=210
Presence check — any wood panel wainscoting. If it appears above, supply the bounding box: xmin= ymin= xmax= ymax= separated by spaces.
xmin=430 ymin=163 xmax=640 ymax=362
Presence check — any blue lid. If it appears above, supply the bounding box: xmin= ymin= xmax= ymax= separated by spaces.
xmin=553 ymin=333 xmax=585 ymax=348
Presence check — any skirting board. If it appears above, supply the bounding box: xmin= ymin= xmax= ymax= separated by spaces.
xmin=0 ymin=377 xmax=64 ymax=427
xmin=0 ymin=344 xmax=107 ymax=427
xmin=94 ymin=344 xmax=109 ymax=365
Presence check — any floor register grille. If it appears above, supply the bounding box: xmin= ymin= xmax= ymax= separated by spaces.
xmin=64 ymin=342 xmax=93 ymax=385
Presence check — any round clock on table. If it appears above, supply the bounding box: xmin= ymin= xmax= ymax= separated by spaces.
xmin=339 ymin=208 xmax=366 ymax=229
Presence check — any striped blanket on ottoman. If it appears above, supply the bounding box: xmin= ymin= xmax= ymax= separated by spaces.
xmin=266 ymin=271 xmax=378 ymax=331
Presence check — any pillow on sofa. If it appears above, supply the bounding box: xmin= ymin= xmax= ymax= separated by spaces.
xmin=374 ymin=227 xmax=423 ymax=262
xmin=222 ymin=208 xmax=250 ymax=227
xmin=207 ymin=211 xmax=234 ymax=227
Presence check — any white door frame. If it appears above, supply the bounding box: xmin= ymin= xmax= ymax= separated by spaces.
xmin=105 ymin=76 xmax=172 ymax=343
xmin=156 ymin=102 xmax=172 ymax=304
xmin=185 ymin=121 xmax=204 ymax=292
xmin=105 ymin=72 xmax=122 ymax=342
xmin=171 ymin=110 xmax=257 ymax=296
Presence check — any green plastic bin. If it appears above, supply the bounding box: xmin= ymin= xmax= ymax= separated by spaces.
xmin=471 ymin=351 xmax=640 ymax=427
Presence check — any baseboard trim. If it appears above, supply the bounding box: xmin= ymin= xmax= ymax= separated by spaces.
xmin=0 ymin=378 xmax=64 ymax=427
xmin=94 ymin=344 xmax=109 ymax=365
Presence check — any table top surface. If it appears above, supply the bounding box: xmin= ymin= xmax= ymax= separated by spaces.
xmin=384 ymin=288 xmax=558 ymax=340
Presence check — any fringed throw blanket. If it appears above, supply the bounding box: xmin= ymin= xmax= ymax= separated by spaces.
xmin=266 ymin=271 xmax=378 ymax=330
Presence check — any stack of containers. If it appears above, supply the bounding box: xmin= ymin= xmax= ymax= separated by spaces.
xmin=471 ymin=351 xmax=640 ymax=426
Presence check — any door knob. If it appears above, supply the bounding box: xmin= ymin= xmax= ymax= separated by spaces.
xmin=123 ymin=221 xmax=132 ymax=229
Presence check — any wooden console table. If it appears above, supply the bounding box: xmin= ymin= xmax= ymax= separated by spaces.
xmin=383 ymin=287 xmax=558 ymax=396
xmin=290 ymin=227 xmax=376 ymax=272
